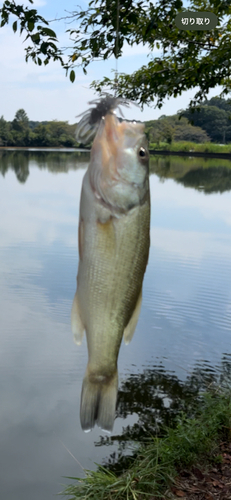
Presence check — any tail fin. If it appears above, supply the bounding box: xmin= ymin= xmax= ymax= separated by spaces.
xmin=80 ymin=370 xmax=118 ymax=432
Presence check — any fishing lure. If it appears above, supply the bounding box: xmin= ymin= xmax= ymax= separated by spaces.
xmin=76 ymin=93 xmax=137 ymax=144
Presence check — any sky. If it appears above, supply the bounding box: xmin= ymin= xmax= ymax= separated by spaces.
xmin=0 ymin=0 xmax=223 ymax=124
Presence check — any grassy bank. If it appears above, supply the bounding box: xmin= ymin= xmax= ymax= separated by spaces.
xmin=149 ymin=141 xmax=231 ymax=154
xmin=61 ymin=389 xmax=231 ymax=499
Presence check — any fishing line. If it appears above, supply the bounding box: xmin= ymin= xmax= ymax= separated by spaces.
xmin=57 ymin=436 xmax=85 ymax=471
xmin=114 ymin=0 xmax=120 ymax=96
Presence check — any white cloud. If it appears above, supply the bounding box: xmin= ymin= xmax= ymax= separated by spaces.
xmin=151 ymin=226 xmax=231 ymax=262
xmin=0 ymin=167 xmax=85 ymax=247
xmin=0 ymin=23 xmax=225 ymax=123
xmin=150 ymin=175 xmax=231 ymax=227
xmin=149 ymin=175 xmax=231 ymax=262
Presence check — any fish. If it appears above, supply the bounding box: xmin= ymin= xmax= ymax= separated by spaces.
xmin=72 ymin=98 xmax=150 ymax=432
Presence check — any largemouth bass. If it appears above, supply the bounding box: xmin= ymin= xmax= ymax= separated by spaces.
xmin=72 ymin=103 xmax=150 ymax=432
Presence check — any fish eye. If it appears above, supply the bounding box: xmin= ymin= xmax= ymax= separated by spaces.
xmin=139 ymin=147 xmax=146 ymax=157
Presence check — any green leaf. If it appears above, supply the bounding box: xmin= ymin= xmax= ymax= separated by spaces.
xmin=31 ymin=33 xmax=40 ymax=43
xmin=12 ymin=20 xmax=17 ymax=32
xmin=28 ymin=21 xmax=34 ymax=31
xmin=70 ymin=70 xmax=75 ymax=82
xmin=103 ymin=49 xmax=111 ymax=60
xmin=40 ymin=41 xmax=48 ymax=54
xmin=39 ymin=27 xmax=57 ymax=39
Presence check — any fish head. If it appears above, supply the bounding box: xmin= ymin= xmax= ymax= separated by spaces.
xmin=89 ymin=113 xmax=149 ymax=211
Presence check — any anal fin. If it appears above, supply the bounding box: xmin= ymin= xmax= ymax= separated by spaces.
xmin=71 ymin=290 xmax=85 ymax=345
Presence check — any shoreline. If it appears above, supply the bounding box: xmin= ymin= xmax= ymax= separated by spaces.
xmin=1 ymin=146 xmax=231 ymax=160
xmin=0 ymin=146 xmax=90 ymax=152
xmin=149 ymin=149 xmax=231 ymax=159
xmin=61 ymin=390 xmax=231 ymax=500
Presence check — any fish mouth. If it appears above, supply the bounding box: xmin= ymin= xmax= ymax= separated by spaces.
xmin=97 ymin=113 xmax=144 ymax=146
xmin=91 ymin=113 xmax=145 ymax=169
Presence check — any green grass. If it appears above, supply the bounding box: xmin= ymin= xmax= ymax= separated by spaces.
xmin=149 ymin=141 xmax=231 ymax=153
xmin=60 ymin=389 xmax=231 ymax=499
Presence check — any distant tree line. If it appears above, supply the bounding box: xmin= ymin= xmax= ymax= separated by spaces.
xmin=0 ymin=109 xmax=79 ymax=147
xmin=1 ymin=98 xmax=231 ymax=148
xmin=145 ymin=97 xmax=231 ymax=145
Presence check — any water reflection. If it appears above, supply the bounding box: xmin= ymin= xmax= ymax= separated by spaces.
xmin=95 ymin=354 xmax=231 ymax=474
xmin=1 ymin=150 xmax=231 ymax=500
xmin=150 ymin=155 xmax=231 ymax=193
xmin=1 ymin=151 xmax=231 ymax=195
xmin=0 ymin=150 xmax=90 ymax=181
xmin=178 ymin=166 xmax=231 ymax=193
xmin=0 ymin=151 xmax=30 ymax=182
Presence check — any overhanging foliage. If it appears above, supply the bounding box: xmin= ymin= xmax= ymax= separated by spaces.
xmin=0 ymin=0 xmax=231 ymax=108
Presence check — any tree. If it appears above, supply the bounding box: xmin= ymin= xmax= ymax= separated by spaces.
xmin=174 ymin=124 xmax=210 ymax=143
xmin=0 ymin=0 xmax=231 ymax=108
xmin=172 ymin=118 xmax=210 ymax=143
xmin=11 ymin=108 xmax=33 ymax=146
xmin=203 ymin=97 xmax=231 ymax=142
xmin=0 ymin=109 xmax=80 ymax=147
xmin=33 ymin=123 xmax=49 ymax=147
xmin=0 ymin=116 xmax=13 ymax=146
xmin=206 ymin=96 xmax=231 ymax=114
xmin=45 ymin=120 xmax=77 ymax=146
xmin=0 ymin=0 xmax=63 ymax=68
xmin=158 ymin=119 xmax=174 ymax=144
xmin=182 ymin=104 xmax=230 ymax=142
xmin=12 ymin=108 xmax=29 ymax=130
xmin=145 ymin=115 xmax=210 ymax=144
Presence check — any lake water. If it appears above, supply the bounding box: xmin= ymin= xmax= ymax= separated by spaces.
xmin=1 ymin=150 xmax=231 ymax=499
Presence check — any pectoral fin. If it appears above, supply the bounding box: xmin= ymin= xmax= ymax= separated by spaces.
xmin=123 ymin=290 xmax=142 ymax=345
xmin=71 ymin=290 xmax=85 ymax=345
